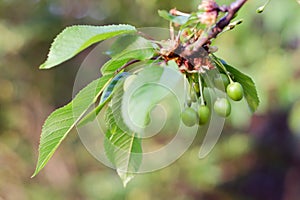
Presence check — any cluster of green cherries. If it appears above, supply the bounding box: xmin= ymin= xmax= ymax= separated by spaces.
xmin=181 ymin=72 xmax=244 ymax=127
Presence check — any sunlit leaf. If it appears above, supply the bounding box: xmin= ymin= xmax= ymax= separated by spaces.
xmin=101 ymin=34 xmax=156 ymax=75
xmin=104 ymin=83 xmax=142 ymax=187
xmin=40 ymin=24 xmax=136 ymax=69
xmin=121 ymin=65 xmax=184 ymax=132
xmin=105 ymin=34 xmax=157 ymax=58
xmin=78 ymin=72 xmax=130 ymax=127
xmin=32 ymin=75 xmax=112 ymax=177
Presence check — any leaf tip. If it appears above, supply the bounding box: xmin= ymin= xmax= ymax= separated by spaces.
xmin=117 ymin=169 xmax=135 ymax=188
xmin=121 ymin=177 xmax=131 ymax=188
xmin=31 ymin=168 xmax=39 ymax=178
xmin=39 ymin=63 xmax=46 ymax=69
xmin=39 ymin=60 xmax=54 ymax=69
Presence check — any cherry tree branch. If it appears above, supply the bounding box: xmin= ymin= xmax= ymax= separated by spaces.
xmin=180 ymin=0 xmax=248 ymax=57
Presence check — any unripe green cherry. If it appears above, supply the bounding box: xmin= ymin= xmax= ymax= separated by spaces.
xmin=198 ymin=105 xmax=210 ymax=125
xmin=226 ymin=82 xmax=243 ymax=101
xmin=214 ymin=98 xmax=231 ymax=117
xmin=214 ymin=73 xmax=230 ymax=90
xmin=181 ymin=107 xmax=198 ymax=127
xmin=123 ymin=74 xmax=137 ymax=91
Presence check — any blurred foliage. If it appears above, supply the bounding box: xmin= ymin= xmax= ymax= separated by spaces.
xmin=0 ymin=0 xmax=300 ymax=199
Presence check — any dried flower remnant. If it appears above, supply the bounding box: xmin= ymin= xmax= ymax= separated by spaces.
xmin=198 ymin=0 xmax=219 ymax=25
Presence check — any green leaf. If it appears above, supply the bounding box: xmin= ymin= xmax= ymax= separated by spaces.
xmin=78 ymin=72 xmax=130 ymax=127
xmin=225 ymin=64 xmax=260 ymax=112
xmin=39 ymin=24 xmax=136 ymax=69
xmin=166 ymin=60 xmax=180 ymax=71
xmin=104 ymin=85 xmax=142 ymax=187
xmin=78 ymin=34 xmax=158 ymax=127
xmin=124 ymin=66 xmax=166 ymax=128
xmin=101 ymin=34 xmax=156 ymax=75
xmin=122 ymin=65 xmax=183 ymax=131
xmin=100 ymin=72 xmax=130 ymax=104
xmin=105 ymin=34 xmax=155 ymax=57
xmin=179 ymin=13 xmax=204 ymax=30
xmin=32 ymin=75 xmax=113 ymax=177
xmin=76 ymin=94 xmax=111 ymax=128
xmin=101 ymin=59 xmax=130 ymax=76
xmin=158 ymin=10 xmax=190 ymax=25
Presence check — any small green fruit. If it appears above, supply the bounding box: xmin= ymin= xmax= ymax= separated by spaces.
xmin=198 ymin=105 xmax=210 ymax=125
xmin=226 ymin=82 xmax=243 ymax=101
xmin=214 ymin=98 xmax=231 ymax=117
xmin=181 ymin=107 xmax=198 ymax=127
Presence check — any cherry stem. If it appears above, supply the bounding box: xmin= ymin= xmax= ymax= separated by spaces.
xmin=211 ymin=54 xmax=234 ymax=83
xmin=198 ymin=72 xmax=205 ymax=105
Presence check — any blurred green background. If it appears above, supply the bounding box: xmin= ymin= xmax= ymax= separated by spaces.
xmin=1 ymin=0 xmax=300 ymax=199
